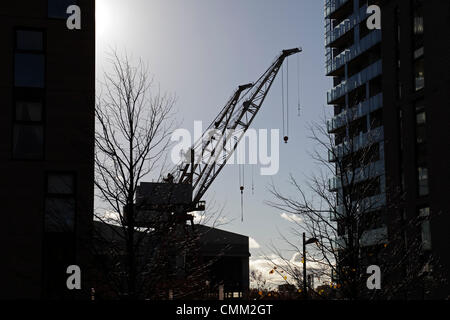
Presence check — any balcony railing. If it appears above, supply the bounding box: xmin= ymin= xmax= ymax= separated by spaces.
xmin=328 ymin=159 xmax=385 ymax=191
xmin=326 ymin=30 xmax=382 ymax=75
xmin=331 ymin=192 xmax=387 ymax=221
xmin=327 ymin=93 xmax=383 ymax=133
xmin=325 ymin=4 xmax=369 ymax=47
xmin=325 ymin=18 xmax=352 ymax=46
xmin=360 ymin=226 xmax=388 ymax=247
xmin=324 ymin=0 xmax=351 ymax=18
xmin=327 ymin=60 xmax=382 ymax=104
xmin=328 ymin=126 xmax=384 ymax=162
xmin=334 ymin=226 xmax=388 ymax=249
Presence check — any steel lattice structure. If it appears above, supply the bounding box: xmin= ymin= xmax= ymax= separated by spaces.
xmin=168 ymin=48 xmax=302 ymax=208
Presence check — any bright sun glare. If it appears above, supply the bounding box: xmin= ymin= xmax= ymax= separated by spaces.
xmin=96 ymin=0 xmax=112 ymax=38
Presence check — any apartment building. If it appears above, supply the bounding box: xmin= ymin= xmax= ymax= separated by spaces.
xmin=0 ymin=0 xmax=95 ymax=299
xmin=325 ymin=0 xmax=450 ymax=299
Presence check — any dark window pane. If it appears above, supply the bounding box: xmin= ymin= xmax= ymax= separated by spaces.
xmin=416 ymin=143 xmax=427 ymax=164
xmin=48 ymin=174 xmax=75 ymax=195
xmin=15 ymin=101 xmax=42 ymax=122
xmin=45 ymin=198 xmax=76 ymax=232
xmin=14 ymin=53 xmax=45 ymax=88
xmin=413 ymin=4 xmax=424 ymax=48
xmin=48 ymin=0 xmax=78 ymax=19
xmin=417 ymin=167 xmax=429 ymax=196
xmin=414 ymin=58 xmax=425 ymax=91
xmin=416 ymin=111 xmax=426 ymax=125
xmin=414 ymin=16 xmax=424 ymax=35
xmin=12 ymin=124 xmax=44 ymax=159
xmin=416 ymin=126 xmax=427 ymax=144
xmin=415 ymin=101 xmax=425 ymax=112
xmin=414 ymin=47 xmax=424 ymax=60
xmin=421 ymin=220 xmax=432 ymax=250
xmin=16 ymin=30 xmax=43 ymax=51
xmin=419 ymin=207 xmax=430 ymax=217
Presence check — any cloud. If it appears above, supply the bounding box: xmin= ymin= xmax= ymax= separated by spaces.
xmin=280 ymin=212 xmax=303 ymax=224
xmin=249 ymin=237 xmax=261 ymax=249
xmin=290 ymin=252 xmax=303 ymax=264
xmin=249 ymin=252 xmax=328 ymax=290
xmin=249 ymin=254 xmax=299 ymax=289
xmin=192 ymin=211 xmax=229 ymax=226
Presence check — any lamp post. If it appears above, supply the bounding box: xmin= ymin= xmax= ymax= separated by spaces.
xmin=303 ymin=232 xmax=319 ymax=299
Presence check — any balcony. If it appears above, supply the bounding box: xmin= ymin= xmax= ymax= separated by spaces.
xmin=334 ymin=226 xmax=388 ymax=249
xmin=325 ymin=18 xmax=352 ymax=47
xmin=327 ymin=93 xmax=383 ymax=133
xmin=326 ymin=30 xmax=382 ymax=75
xmin=328 ymin=126 xmax=384 ymax=162
xmin=325 ymin=4 xmax=369 ymax=47
xmin=331 ymin=192 xmax=387 ymax=221
xmin=324 ymin=0 xmax=351 ymax=19
xmin=360 ymin=226 xmax=388 ymax=247
xmin=357 ymin=192 xmax=387 ymax=213
xmin=327 ymin=60 xmax=382 ymax=104
xmin=328 ymin=159 xmax=385 ymax=192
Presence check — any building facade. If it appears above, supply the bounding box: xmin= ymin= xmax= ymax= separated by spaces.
xmin=325 ymin=0 xmax=450 ymax=299
xmin=197 ymin=225 xmax=250 ymax=299
xmin=0 ymin=0 xmax=95 ymax=299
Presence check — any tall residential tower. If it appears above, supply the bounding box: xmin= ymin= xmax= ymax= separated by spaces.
xmin=325 ymin=0 xmax=450 ymax=298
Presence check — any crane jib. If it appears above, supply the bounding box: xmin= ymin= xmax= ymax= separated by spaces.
xmin=165 ymin=47 xmax=302 ymax=213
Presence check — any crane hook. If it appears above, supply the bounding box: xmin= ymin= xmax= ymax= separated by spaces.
xmin=284 ymin=136 xmax=289 ymax=144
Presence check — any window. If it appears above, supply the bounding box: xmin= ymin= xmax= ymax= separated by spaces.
xmin=43 ymin=172 xmax=76 ymax=298
xmin=417 ymin=166 xmax=429 ymax=196
xmin=16 ymin=30 xmax=43 ymax=51
xmin=419 ymin=207 xmax=430 ymax=217
xmin=419 ymin=207 xmax=431 ymax=251
xmin=421 ymin=220 xmax=432 ymax=250
xmin=412 ymin=1 xmax=424 ymax=92
xmin=414 ymin=101 xmax=428 ymax=196
xmin=15 ymin=100 xmax=43 ymax=122
xmin=413 ymin=5 xmax=424 ymax=38
xmin=14 ymin=54 xmax=45 ymax=88
xmin=45 ymin=174 xmax=76 ymax=232
xmin=416 ymin=111 xmax=426 ymax=144
xmin=13 ymin=30 xmax=46 ymax=160
xmin=414 ymin=57 xmax=425 ymax=91
xmin=13 ymin=124 xmax=44 ymax=159
xmin=48 ymin=0 xmax=78 ymax=19
xmin=370 ymin=109 xmax=383 ymax=129
xmin=414 ymin=47 xmax=424 ymax=60
xmin=413 ymin=15 xmax=424 ymax=36
xmin=14 ymin=30 xmax=45 ymax=88
xmin=395 ymin=7 xmax=402 ymax=100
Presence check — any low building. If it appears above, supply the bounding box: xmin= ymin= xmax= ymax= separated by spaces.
xmin=90 ymin=221 xmax=250 ymax=300
xmin=196 ymin=225 xmax=250 ymax=299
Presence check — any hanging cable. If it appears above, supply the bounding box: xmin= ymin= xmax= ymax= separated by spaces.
xmin=286 ymin=57 xmax=289 ymax=143
xmin=251 ymin=165 xmax=255 ymax=195
xmin=282 ymin=62 xmax=289 ymax=144
xmin=237 ymin=135 xmax=244 ymax=222
xmin=240 ymin=188 xmax=244 ymax=222
xmin=297 ymin=55 xmax=300 ymax=117
xmin=239 ymin=163 xmax=244 ymax=222
xmin=281 ymin=62 xmax=285 ymax=140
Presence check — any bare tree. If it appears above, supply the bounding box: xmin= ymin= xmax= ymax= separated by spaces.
xmin=91 ymin=51 xmax=239 ymax=300
xmin=94 ymin=51 xmax=177 ymax=299
xmin=267 ymin=116 xmax=441 ymax=300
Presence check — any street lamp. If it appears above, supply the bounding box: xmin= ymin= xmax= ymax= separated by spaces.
xmin=303 ymin=232 xmax=319 ymax=299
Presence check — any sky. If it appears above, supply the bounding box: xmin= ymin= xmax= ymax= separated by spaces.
xmin=96 ymin=0 xmax=332 ymax=288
